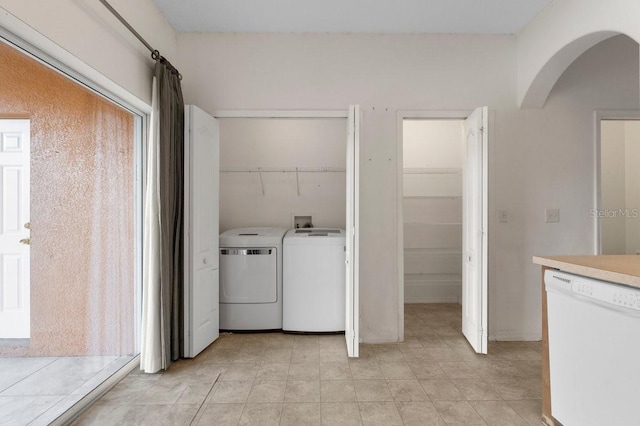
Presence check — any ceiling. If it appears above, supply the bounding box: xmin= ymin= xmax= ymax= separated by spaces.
xmin=153 ymin=0 xmax=552 ymax=34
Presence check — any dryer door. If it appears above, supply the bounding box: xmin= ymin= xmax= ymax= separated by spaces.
xmin=220 ymin=247 xmax=277 ymax=303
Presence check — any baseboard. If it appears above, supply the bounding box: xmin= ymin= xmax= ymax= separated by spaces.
xmin=489 ymin=331 xmax=542 ymax=341
xmin=404 ymin=296 xmax=460 ymax=303
xmin=361 ymin=336 xmax=403 ymax=344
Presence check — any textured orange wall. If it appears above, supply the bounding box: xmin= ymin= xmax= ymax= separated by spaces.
xmin=0 ymin=42 xmax=135 ymax=356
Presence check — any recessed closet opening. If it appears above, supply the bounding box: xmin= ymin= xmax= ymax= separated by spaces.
xmin=402 ymin=119 xmax=464 ymax=304
xmin=214 ymin=109 xmax=361 ymax=357
xmin=598 ymin=116 xmax=640 ymax=254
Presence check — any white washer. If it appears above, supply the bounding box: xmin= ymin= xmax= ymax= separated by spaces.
xmin=283 ymin=228 xmax=346 ymax=332
xmin=219 ymin=227 xmax=287 ymax=330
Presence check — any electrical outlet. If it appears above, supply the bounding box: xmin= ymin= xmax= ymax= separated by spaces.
xmin=498 ymin=210 xmax=508 ymax=223
xmin=546 ymin=208 xmax=560 ymax=223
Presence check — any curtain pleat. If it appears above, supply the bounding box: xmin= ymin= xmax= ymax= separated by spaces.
xmin=140 ymin=76 xmax=162 ymax=373
xmin=156 ymin=60 xmax=185 ymax=365
xmin=141 ymin=58 xmax=185 ymax=373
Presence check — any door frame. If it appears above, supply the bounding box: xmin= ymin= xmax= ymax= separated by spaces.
xmin=212 ymin=108 xmax=359 ymax=355
xmin=594 ymin=110 xmax=640 ymax=254
xmin=396 ymin=110 xmax=472 ymax=342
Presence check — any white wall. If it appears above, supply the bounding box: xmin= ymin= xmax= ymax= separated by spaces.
xmin=177 ymin=32 xmax=517 ymax=343
xmin=177 ymin=33 xmax=639 ymax=343
xmin=491 ymin=35 xmax=639 ymax=339
xmin=600 ymin=121 xmax=627 ymax=254
xmin=0 ymin=0 xmax=176 ymax=105
xmin=517 ymin=0 xmax=640 ymax=108
xmin=403 ymin=120 xmax=464 ymax=169
xmin=218 ymin=118 xmax=346 ymax=232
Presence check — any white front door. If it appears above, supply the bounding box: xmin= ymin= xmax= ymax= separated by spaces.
xmin=462 ymin=107 xmax=488 ymax=354
xmin=184 ymin=106 xmax=219 ymax=358
xmin=345 ymin=105 xmax=360 ymax=357
xmin=0 ymin=119 xmax=30 ymax=339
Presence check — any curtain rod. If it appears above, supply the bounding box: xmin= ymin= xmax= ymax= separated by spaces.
xmin=98 ymin=0 xmax=157 ymax=57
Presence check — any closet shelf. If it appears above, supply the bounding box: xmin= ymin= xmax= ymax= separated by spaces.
xmin=403 ymin=168 xmax=462 ymax=175
xmin=220 ymin=166 xmax=346 ymax=173
xmin=220 ymin=166 xmax=345 ymax=196
xmin=403 ymin=222 xmax=462 ymax=226
xmin=403 ymin=195 xmax=462 ymax=200
xmin=404 ymin=273 xmax=462 ymax=283
xmin=404 ymin=248 xmax=462 ymax=255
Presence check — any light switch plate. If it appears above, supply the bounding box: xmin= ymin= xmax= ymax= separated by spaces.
xmin=546 ymin=208 xmax=560 ymax=223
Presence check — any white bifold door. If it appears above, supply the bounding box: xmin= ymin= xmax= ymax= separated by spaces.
xmin=184 ymin=105 xmax=220 ymax=358
xmin=345 ymin=105 xmax=360 ymax=357
xmin=461 ymin=107 xmax=488 ymax=354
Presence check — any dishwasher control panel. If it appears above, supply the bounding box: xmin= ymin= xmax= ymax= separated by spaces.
xmin=546 ymin=270 xmax=640 ymax=312
xmin=611 ymin=292 xmax=640 ymax=309
xmin=571 ymin=277 xmax=640 ymax=311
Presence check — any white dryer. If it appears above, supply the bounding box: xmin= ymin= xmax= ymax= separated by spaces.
xmin=219 ymin=227 xmax=287 ymax=330
xmin=283 ymin=228 xmax=346 ymax=332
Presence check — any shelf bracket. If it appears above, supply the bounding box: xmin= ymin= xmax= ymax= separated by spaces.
xmin=295 ymin=167 xmax=300 ymax=196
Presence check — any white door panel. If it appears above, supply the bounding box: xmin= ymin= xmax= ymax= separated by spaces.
xmin=184 ymin=106 xmax=219 ymax=358
xmin=192 ymin=270 xmax=218 ymax=356
xmin=462 ymin=107 xmax=488 ymax=354
xmin=0 ymin=119 xmax=30 ymax=339
xmin=345 ymin=105 xmax=360 ymax=357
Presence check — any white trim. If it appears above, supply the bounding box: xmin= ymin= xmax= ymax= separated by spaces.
xmin=395 ymin=112 xmax=404 ymax=343
xmin=134 ymin=114 xmax=146 ymax=355
xmin=396 ymin=110 xmax=472 ymax=344
xmin=213 ymin=109 xmax=349 ymax=119
xmin=399 ymin=110 xmax=473 ymax=120
xmin=353 ymin=105 xmax=360 ymax=357
xmin=345 ymin=105 xmax=360 ymax=358
xmin=0 ymin=7 xmax=150 ymax=115
xmin=594 ymin=110 xmax=640 ymax=254
xmin=480 ymin=106 xmax=489 ymax=353
xmin=183 ymin=106 xmax=192 ymax=358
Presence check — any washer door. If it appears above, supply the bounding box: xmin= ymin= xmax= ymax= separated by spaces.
xmin=219 ymin=247 xmax=277 ymax=303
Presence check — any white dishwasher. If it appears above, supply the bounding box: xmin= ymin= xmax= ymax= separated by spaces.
xmin=545 ymin=269 xmax=640 ymax=426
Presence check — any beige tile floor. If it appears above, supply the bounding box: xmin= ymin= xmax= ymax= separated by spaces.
xmin=75 ymin=304 xmax=542 ymax=425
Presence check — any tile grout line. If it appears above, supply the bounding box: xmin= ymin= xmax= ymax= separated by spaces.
xmin=187 ymin=373 xmax=220 ymax=426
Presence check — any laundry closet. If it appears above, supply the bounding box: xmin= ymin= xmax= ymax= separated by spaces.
xmin=217 ymin=116 xmax=348 ymax=332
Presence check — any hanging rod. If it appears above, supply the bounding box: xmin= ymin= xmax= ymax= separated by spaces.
xmin=98 ymin=0 xmax=180 ymax=77
xmin=99 ymin=0 xmax=154 ymax=55
xmin=220 ymin=167 xmax=346 ymax=173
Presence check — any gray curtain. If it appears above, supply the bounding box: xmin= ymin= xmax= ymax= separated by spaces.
xmin=156 ymin=58 xmax=184 ymax=366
